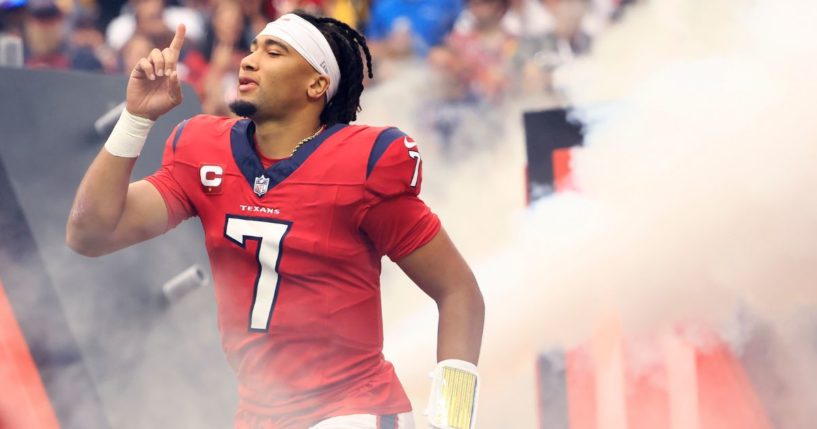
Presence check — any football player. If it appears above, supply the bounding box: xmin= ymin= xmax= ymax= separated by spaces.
xmin=67 ymin=11 xmax=483 ymax=429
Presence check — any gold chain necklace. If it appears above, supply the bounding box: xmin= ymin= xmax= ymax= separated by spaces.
xmin=290 ymin=125 xmax=326 ymax=156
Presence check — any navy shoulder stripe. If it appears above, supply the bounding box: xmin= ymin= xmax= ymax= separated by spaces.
xmin=366 ymin=127 xmax=406 ymax=178
xmin=171 ymin=119 xmax=189 ymax=152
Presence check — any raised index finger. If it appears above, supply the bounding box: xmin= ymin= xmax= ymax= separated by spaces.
xmin=169 ymin=24 xmax=186 ymax=52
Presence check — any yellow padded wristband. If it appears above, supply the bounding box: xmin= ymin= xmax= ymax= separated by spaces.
xmin=426 ymin=359 xmax=480 ymax=429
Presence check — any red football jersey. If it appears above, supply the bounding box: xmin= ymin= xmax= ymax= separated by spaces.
xmin=145 ymin=115 xmax=441 ymax=428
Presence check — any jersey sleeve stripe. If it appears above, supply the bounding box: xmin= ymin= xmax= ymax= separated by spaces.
xmin=366 ymin=127 xmax=407 ymax=179
xmin=171 ymin=119 xmax=189 ymax=153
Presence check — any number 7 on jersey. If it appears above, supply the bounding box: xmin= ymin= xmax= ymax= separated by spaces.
xmin=404 ymin=137 xmax=421 ymax=187
xmin=224 ymin=216 xmax=292 ymax=332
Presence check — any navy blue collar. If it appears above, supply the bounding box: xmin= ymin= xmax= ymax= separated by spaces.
xmin=230 ymin=119 xmax=346 ymax=195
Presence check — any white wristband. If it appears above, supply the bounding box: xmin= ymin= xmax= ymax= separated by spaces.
xmin=103 ymin=109 xmax=155 ymax=158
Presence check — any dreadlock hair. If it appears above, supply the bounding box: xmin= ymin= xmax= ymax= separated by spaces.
xmin=293 ymin=11 xmax=373 ymax=125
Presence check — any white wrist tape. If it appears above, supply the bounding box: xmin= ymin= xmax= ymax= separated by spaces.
xmin=103 ymin=109 xmax=155 ymax=158
xmin=426 ymin=359 xmax=480 ymax=429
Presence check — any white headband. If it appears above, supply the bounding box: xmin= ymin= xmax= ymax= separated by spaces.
xmin=257 ymin=14 xmax=341 ymax=102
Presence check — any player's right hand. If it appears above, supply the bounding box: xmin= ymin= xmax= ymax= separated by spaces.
xmin=126 ymin=24 xmax=186 ymax=121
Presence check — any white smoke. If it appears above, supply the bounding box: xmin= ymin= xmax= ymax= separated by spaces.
xmin=362 ymin=0 xmax=817 ymax=427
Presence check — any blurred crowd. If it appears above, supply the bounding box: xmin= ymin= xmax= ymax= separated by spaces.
xmin=0 ymin=0 xmax=635 ymax=128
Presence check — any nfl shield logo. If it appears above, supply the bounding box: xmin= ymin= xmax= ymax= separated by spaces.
xmin=253 ymin=175 xmax=270 ymax=197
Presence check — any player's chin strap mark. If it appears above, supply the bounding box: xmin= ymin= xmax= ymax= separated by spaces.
xmin=426 ymin=359 xmax=480 ymax=429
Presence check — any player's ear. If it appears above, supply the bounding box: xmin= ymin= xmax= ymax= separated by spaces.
xmin=307 ymin=75 xmax=330 ymax=101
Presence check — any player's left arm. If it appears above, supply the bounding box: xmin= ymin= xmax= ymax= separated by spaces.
xmin=362 ymin=129 xmax=484 ymax=363
xmin=396 ymin=228 xmax=484 ymax=364
xmin=361 ymin=128 xmax=484 ymax=429
xmin=398 ymin=229 xmax=484 ymax=429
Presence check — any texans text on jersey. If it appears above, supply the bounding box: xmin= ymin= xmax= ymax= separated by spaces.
xmin=239 ymin=205 xmax=281 ymax=215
